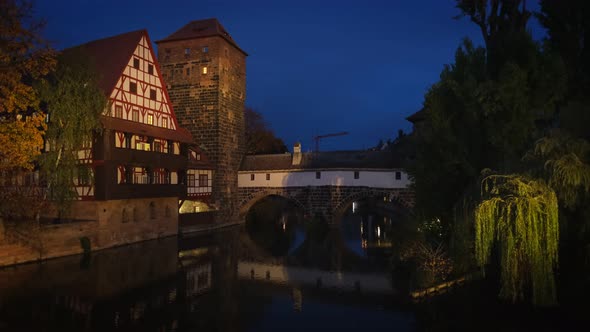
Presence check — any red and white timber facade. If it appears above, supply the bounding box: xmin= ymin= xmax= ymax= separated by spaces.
xmin=42 ymin=30 xmax=212 ymax=248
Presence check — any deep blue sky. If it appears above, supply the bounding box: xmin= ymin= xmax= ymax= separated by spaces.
xmin=35 ymin=0 xmax=544 ymax=152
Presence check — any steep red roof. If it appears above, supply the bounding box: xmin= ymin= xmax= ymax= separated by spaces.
xmin=155 ymin=18 xmax=247 ymax=56
xmin=63 ymin=30 xmax=146 ymax=95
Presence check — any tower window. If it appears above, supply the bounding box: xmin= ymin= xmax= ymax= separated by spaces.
xmin=129 ymin=82 xmax=137 ymax=94
xmin=185 ymin=48 xmax=190 ymax=55
xmin=202 ymin=66 xmax=208 ymax=75
xmin=150 ymin=88 xmax=157 ymax=100
xmin=133 ymin=58 xmax=139 ymax=69
xmin=203 ymin=46 xmax=208 ymax=53
xmin=148 ymin=64 xmax=154 ymax=75
xmin=186 ymin=67 xmax=190 ymax=76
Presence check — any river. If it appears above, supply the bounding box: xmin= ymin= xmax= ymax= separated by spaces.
xmin=0 ymin=201 xmax=419 ymax=331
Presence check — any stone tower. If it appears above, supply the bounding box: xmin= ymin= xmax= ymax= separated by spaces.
xmin=156 ymin=19 xmax=247 ymax=216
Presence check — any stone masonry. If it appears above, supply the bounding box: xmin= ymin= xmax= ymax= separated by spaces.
xmin=157 ymin=20 xmax=247 ymax=216
xmin=238 ymin=186 xmax=415 ymax=224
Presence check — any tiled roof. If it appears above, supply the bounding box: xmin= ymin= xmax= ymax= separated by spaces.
xmin=63 ymin=30 xmax=146 ymax=95
xmin=406 ymin=108 xmax=427 ymax=123
xmin=240 ymin=150 xmax=401 ymax=171
xmin=155 ymin=18 xmax=247 ymax=55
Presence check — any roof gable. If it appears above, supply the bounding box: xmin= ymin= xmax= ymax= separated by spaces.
xmin=156 ymin=18 xmax=247 ymax=55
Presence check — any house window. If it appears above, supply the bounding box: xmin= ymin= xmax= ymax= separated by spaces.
xmin=187 ymin=174 xmax=195 ymax=187
xmin=148 ymin=64 xmax=154 ymax=75
xmin=124 ymin=133 xmax=132 ymax=149
xmin=196 ymin=153 xmax=201 ymax=161
xmin=395 ymin=171 xmax=401 ymax=180
xmin=199 ymin=174 xmax=208 ymax=187
xmin=150 ymin=89 xmax=156 ymax=100
xmin=132 ymin=109 xmax=139 ymax=122
xmin=203 ymin=46 xmax=208 ymax=53
xmin=147 ymin=114 xmax=154 ymax=125
xmin=316 ymin=171 xmax=321 ymax=179
xmin=354 ymin=171 xmax=359 ymax=179
xmin=129 ymin=82 xmax=137 ymax=94
xmin=250 ymin=174 xmax=255 ymax=181
xmin=162 ymin=118 xmax=168 ymax=129
xmin=115 ymin=105 xmax=123 ymax=118
xmin=154 ymin=140 xmax=162 ymax=152
xmin=133 ymin=58 xmax=139 ymax=69
xmin=202 ymin=66 xmax=207 ymax=74
xmin=266 ymin=173 xmax=270 ymax=181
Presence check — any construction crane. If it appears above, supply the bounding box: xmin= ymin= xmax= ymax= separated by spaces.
xmin=313 ymin=131 xmax=348 ymax=152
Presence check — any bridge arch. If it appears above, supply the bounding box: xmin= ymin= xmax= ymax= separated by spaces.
xmin=238 ymin=188 xmax=307 ymax=217
xmin=331 ymin=188 xmax=412 ymax=224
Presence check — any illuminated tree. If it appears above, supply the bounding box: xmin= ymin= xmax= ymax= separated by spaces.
xmin=475 ymin=174 xmax=559 ymax=305
xmin=0 ymin=0 xmax=55 ymax=171
xmin=37 ymin=51 xmax=106 ymax=216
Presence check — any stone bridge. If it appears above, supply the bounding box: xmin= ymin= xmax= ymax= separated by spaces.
xmin=237 ymin=148 xmax=414 ymax=224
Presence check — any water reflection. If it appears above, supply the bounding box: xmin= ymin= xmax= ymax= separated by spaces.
xmin=0 ymin=219 xmax=414 ymax=331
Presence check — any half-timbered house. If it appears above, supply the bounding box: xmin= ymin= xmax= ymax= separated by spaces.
xmin=41 ymin=30 xmax=213 ymax=248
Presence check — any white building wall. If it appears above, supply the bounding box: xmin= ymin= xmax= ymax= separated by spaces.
xmin=238 ymin=170 xmax=410 ymax=189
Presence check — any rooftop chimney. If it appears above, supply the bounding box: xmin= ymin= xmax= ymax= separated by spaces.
xmin=292 ymin=142 xmax=302 ymax=165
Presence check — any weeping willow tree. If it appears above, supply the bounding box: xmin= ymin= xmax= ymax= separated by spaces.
xmin=37 ymin=50 xmax=106 ymax=217
xmin=475 ymin=174 xmax=559 ymax=306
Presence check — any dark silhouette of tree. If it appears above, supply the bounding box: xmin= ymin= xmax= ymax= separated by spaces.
xmin=244 ymin=106 xmax=287 ymax=155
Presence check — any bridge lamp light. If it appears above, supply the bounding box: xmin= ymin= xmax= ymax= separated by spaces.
xmin=352 ymin=201 xmax=357 ymax=213
xmin=377 ymin=226 xmax=381 ymax=238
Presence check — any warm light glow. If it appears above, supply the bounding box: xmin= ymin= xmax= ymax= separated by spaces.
xmin=377 ymin=226 xmax=381 ymax=238
xmin=202 ymin=66 xmax=208 ymax=74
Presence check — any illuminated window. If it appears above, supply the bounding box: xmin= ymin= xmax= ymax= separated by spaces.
xmin=115 ymin=105 xmax=122 ymax=118
xmin=354 ymin=171 xmax=359 ymax=179
xmin=316 ymin=171 xmax=321 ymax=179
xmin=250 ymin=174 xmax=255 ymax=181
xmin=198 ymin=174 xmax=207 ymax=187
xmin=148 ymin=64 xmax=154 ymax=75
xmin=395 ymin=171 xmax=401 ymax=180
xmin=132 ymin=109 xmax=139 ymax=122
xmin=162 ymin=118 xmax=168 ymax=128
xmin=129 ymin=82 xmax=137 ymax=94
xmin=202 ymin=66 xmax=207 ymax=75
xmin=150 ymin=89 xmax=156 ymax=100
xmin=187 ymin=174 xmax=195 ymax=187
xmin=133 ymin=58 xmax=139 ymax=69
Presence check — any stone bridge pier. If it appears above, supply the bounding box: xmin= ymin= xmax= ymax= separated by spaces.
xmin=237 ymin=186 xmax=414 ymax=224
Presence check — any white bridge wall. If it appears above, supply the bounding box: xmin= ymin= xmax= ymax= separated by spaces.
xmin=238 ymin=170 xmax=410 ymax=189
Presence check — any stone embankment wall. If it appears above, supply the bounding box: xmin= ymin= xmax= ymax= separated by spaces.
xmin=0 ymin=197 xmax=178 ymax=267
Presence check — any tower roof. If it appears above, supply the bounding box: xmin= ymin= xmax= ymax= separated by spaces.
xmin=63 ymin=29 xmax=146 ymax=94
xmin=156 ymin=18 xmax=247 ymax=55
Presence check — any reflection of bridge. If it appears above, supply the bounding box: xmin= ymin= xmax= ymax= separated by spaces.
xmin=238 ymin=261 xmax=394 ymax=294
xmin=238 ymin=148 xmax=414 ymax=223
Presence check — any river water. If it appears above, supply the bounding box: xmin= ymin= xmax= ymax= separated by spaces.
xmin=0 ymin=201 xmax=420 ymax=331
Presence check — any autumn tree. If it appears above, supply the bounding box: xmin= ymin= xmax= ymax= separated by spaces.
xmin=36 ymin=50 xmax=106 ymax=216
xmin=244 ymin=106 xmax=287 ymax=155
xmin=0 ymin=0 xmax=55 ymax=172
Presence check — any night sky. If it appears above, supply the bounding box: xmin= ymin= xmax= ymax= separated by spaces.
xmin=35 ymin=0 xmax=543 ymax=152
